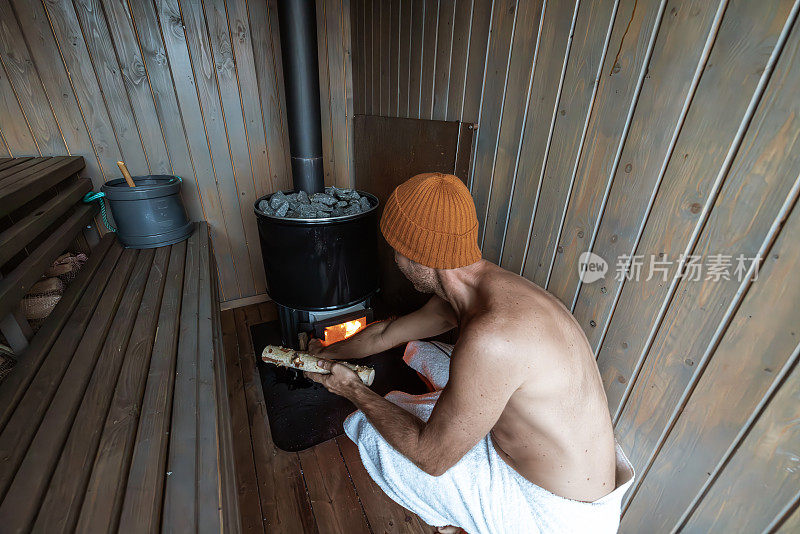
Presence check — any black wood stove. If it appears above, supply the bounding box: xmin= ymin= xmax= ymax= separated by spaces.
xmin=255 ymin=199 xmax=380 ymax=349
xmin=249 ymin=0 xmax=427 ymax=452
xmin=253 ymin=0 xmax=379 ymax=350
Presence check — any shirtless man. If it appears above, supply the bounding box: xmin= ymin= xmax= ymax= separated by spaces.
xmin=305 ymin=173 xmax=634 ymax=533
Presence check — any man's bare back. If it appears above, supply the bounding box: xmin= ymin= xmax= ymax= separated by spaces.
xmin=460 ymin=263 xmax=616 ymax=502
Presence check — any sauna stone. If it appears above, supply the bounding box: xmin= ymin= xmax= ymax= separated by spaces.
xmin=260 ymin=187 xmax=373 ymax=219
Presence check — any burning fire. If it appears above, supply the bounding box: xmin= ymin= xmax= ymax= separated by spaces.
xmin=321 ymin=317 xmax=367 ymax=346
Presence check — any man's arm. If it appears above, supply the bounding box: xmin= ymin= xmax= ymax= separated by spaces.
xmin=311 ymin=295 xmax=457 ymax=359
xmin=311 ymin=329 xmax=521 ymax=476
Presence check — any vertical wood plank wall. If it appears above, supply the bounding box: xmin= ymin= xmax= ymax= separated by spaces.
xmin=351 ymin=0 xmax=800 ymax=531
xmin=0 ymin=0 xmax=354 ymax=303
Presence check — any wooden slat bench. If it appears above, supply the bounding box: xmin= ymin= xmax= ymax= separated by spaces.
xmin=0 ymin=156 xmax=240 ymax=533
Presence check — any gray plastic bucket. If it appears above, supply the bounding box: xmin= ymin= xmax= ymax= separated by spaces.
xmin=101 ymin=175 xmax=194 ymax=249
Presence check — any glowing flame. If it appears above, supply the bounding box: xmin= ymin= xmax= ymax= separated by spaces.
xmin=322 ymin=317 xmax=367 ymax=346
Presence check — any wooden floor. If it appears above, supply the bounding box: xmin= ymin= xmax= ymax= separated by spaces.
xmin=221 ymin=303 xmax=436 ymax=534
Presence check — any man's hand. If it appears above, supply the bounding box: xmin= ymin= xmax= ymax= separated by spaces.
xmin=308 ymin=337 xmax=349 ymax=359
xmin=304 ymin=359 xmax=365 ymax=398
xmin=307 ymin=337 xmax=324 ymax=356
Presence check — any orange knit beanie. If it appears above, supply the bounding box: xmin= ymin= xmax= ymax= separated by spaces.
xmin=380 ymin=172 xmax=482 ymax=269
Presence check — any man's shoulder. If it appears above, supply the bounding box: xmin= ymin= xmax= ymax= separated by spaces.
xmin=458 ymin=310 xmax=547 ymax=360
xmin=464 ymin=293 xmax=574 ymax=359
xmin=458 ymin=314 xmax=507 ymax=345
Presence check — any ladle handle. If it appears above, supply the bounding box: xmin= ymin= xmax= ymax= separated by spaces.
xmin=116 ymin=161 xmax=136 ymax=188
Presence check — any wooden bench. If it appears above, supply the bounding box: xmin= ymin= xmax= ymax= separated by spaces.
xmin=0 ymin=156 xmax=240 ymax=532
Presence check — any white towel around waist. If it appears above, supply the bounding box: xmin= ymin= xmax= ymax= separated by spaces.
xmin=343 ymin=340 xmax=635 ymax=534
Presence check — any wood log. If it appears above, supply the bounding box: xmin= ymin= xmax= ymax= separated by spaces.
xmin=261 ymin=345 xmax=375 ymax=386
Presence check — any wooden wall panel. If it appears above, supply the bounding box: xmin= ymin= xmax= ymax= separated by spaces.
xmin=593 ymin=0 xmax=797 ymax=412
xmin=461 ymin=0 xmax=492 ymax=124
xmin=0 ymin=64 xmax=35 ymax=154
xmin=432 ymin=0 xmax=454 ymax=120
xmin=444 ymin=0 xmax=471 ymax=122
xmin=73 ymin=0 xmax=171 ymax=174
xmin=389 ymin=0 xmax=400 ymax=116
xmin=578 ymin=0 xmax=793 ymax=359
xmin=613 ymin=3 xmax=800 ymax=503
xmin=467 ymin=0 xmax=518 ymax=231
xmin=680 ymin=341 xmax=800 ymax=532
xmin=408 ymin=0 xmax=424 ymax=117
xmin=569 ymin=0 xmax=727 ymax=328
xmin=379 ymin=0 xmax=391 ymax=115
xmin=49 ymin=0 xmax=144 ymax=171
xmin=398 ymin=0 xmax=412 ymax=117
xmin=621 ymin=192 xmax=800 ymax=530
xmin=319 ymin=0 xmax=355 ymax=190
xmin=318 ymin=0 xmax=336 ymax=189
xmin=0 ymin=4 xmax=63 ymax=156
xmin=3 ymin=0 xmax=102 ymax=180
xmin=775 ymin=496 xmax=800 ymax=534
xmin=0 ymin=0 xmax=355 ymax=303
xmin=181 ymin=0 xmax=260 ymax=298
xmin=419 ymin=0 xmax=438 ymax=119
xmin=351 ymin=0 xmax=800 ymax=531
xmin=519 ymin=0 xmax=617 ymax=284
xmin=247 ymin=0 xmax=292 ymax=191
xmin=350 ymin=0 xmax=364 ymax=115
xmin=154 ymin=0 xmax=240 ymax=296
xmin=543 ymin=0 xmax=666 ymax=305
xmin=490 ymin=0 xmax=577 ymax=267
xmin=368 ymin=1 xmax=377 ymax=114
xmin=477 ymin=0 xmax=544 ymax=260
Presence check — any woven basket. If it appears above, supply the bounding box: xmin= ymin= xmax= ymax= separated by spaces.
xmin=0 ymin=344 xmax=15 ymax=384
xmin=44 ymin=253 xmax=87 ymax=283
xmin=21 ymin=293 xmax=62 ymax=320
xmin=28 ymin=277 xmax=65 ymax=296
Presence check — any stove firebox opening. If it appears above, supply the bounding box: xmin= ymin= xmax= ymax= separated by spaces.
xmin=277 ymin=300 xmax=375 ymax=350
xmin=321 ymin=318 xmax=366 ymax=346
xmin=311 ymin=308 xmax=374 ymax=347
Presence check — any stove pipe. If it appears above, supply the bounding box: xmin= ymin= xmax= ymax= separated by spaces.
xmin=277 ymin=0 xmax=325 ymax=194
